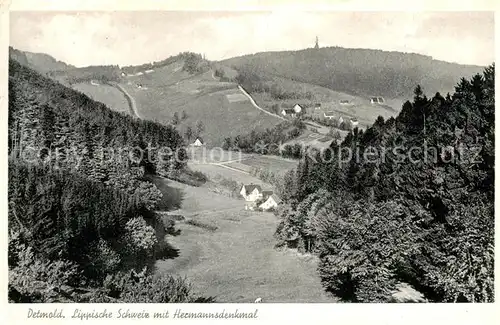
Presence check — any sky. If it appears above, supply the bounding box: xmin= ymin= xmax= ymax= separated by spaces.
xmin=10 ymin=11 xmax=495 ymax=67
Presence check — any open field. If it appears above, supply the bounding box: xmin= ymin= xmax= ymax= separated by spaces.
xmin=237 ymin=155 xmax=298 ymax=174
xmin=118 ymin=62 xmax=283 ymax=147
xmin=187 ymin=148 xmax=299 ymax=176
xmin=151 ymin=177 xmax=336 ymax=303
xmin=188 ymin=163 xmax=264 ymax=185
xmin=72 ymin=82 xmax=130 ymax=114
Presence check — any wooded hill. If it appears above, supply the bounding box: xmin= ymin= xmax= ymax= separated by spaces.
xmin=274 ymin=65 xmax=495 ymax=302
xmin=223 ymin=47 xmax=485 ymax=99
xmin=9 ymin=46 xmax=74 ymax=73
xmin=8 ymin=60 xmax=211 ymax=303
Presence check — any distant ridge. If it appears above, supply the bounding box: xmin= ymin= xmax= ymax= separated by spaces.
xmin=221 ymin=46 xmax=486 ymax=99
xmin=9 ymin=46 xmax=74 ymax=74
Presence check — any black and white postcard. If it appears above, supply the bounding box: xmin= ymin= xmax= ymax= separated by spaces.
xmin=1 ymin=1 xmax=497 ymax=324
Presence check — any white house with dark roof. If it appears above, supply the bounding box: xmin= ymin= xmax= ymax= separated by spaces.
xmin=240 ymin=184 xmax=263 ymax=202
xmin=240 ymin=185 xmax=281 ymax=211
xmin=259 ymin=194 xmax=282 ymax=211
xmin=350 ymin=118 xmax=359 ymax=127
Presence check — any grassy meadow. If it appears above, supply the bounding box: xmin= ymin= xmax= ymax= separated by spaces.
xmin=152 ymin=177 xmax=336 ymax=303
xmin=72 ymin=82 xmax=130 ymax=114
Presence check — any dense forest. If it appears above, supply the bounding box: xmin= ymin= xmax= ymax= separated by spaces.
xmin=235 ymin=65 xmax=315 ymax=101
xmin=8 ymin=60 xmax=210 ymax=302
xmin=224 ymin=47 xmax=484 ymax=99
xmin=121 ymin=52 xmax=210 ymax=75
xmin=48 ymin=65 xmax=122 ymax=85
xmin=274 ymin=65 xmax=495 ymax=302
xmin=222 ymin=119 xmax=307 ymax=159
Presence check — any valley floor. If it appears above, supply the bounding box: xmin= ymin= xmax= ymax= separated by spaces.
xmin=152 ymin=177 xmax=336 ymax=303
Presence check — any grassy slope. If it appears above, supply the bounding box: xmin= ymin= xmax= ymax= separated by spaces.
xmin=119 ymin=62 xmax=283 ymax=147
xmin=72 ymin=82 xmax=130 ymax=115
xmin=152 ymin=176 xmax=335 ymax=303
xmin=250 ymin=79 xmax=401 ymax=128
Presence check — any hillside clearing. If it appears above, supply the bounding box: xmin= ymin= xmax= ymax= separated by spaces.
xmin=117 ymin=63 xmax=283 ymax=147
xmin=72 ymin=82 xmax=130 ymax=114
xmin=152 ymin=177 xmax=335 ymax=303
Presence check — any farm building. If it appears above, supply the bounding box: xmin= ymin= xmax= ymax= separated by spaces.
xmin=293 ymin=104 xmax=303 ymax=113
xmin=281 ymin=109 xmax=296 ymax=118
xmin=370 ymin=97 xmax=385 ymax=104
xmin=339 ymin=99 xmax=351 ymax=105
xmin=145 ymin=69 xmax=154 ymax=74
xmin=240 ymin=184 xmax=263 ymax=202
xmin=338 ymin=116 xmax=344 ymax=125
xmin=314 ymin=103 xmax=322 ymax=109
xmin=259 ymin=194 xmax=281 ymax=211
xmin=240 ymin=186 xmax=281 ymax=211
xmin=324 ymin=111 xmax=335 ymax=119
xmin=191 ymin=138 xmax=204 ymax=147
xmin=90 ymin=80 xmax=100 ymax=86
xmin=350 ymin=118 xmax=359 ymax=127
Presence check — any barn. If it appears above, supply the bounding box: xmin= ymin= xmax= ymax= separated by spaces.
xmin=259 ymin=194 xmax=281 ymax=211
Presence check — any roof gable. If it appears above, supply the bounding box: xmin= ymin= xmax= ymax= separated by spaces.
xmin=270 ymin=194 xmax=282 ymax=204
xmin=262 ymin=190 xmax=273 ymax=197
xmin=244 ymin=184 xmax=262 ymax=193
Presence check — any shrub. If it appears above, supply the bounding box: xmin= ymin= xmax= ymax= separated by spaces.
xmin=9 ymin=244 xmax=81 ymax=302
xmin=124 ymin=217 xmax=158 ymax=254
xmin=85 ymin=239 xmax=121 ymax=281
xmin=103 ymin=268 xmax=214 ymax=303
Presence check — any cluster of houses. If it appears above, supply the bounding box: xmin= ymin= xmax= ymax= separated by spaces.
xmin=240 ymin=184 xmax=281 ymax=211
xmin=323 ymin=111 xmax=359 ymax=127
xmin=279 ymin=100 xmax=366 ymax=128
xmin=121 ymin=69 xmax=155 ymax=78
xmin=280 ymin=104 xmax=303 ymax=118
xmin=279 ymin=102 xmax=359 ymax=127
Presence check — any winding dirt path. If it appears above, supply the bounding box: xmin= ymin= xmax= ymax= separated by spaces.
xmin=237 ymin=85 xmax=286 ymax=121
xmin=109 ymin=82 xmax=141 ymax=118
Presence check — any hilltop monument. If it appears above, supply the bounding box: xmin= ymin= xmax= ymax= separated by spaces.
xmin=314 ymin=36 xmax=319 ymax=49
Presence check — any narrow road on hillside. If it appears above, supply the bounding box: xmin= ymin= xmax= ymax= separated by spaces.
xmin=237 ymin=85 xmax=286 ymax=121
xmin=110 ymin=82 xmax=141 ymax=118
